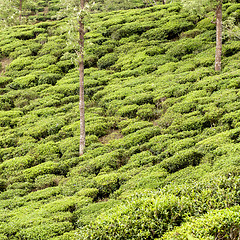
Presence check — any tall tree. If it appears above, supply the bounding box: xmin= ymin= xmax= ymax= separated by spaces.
xmin=215 ymin=1 xmax=222 ymax=71
xmin=79 ymin=0 xmax=86 ymax=156
xmin=58 ymin=0 xmax=89 ymax=155
xmin=0 ymin=0 xmax=36 ymax=27
xmin=181 ymin=0 xmax=223 ymax=71
xmin=19 ymin=0 xmax=23 ymax=22
xmin=0 ymin=0 xmax=19 ymax=27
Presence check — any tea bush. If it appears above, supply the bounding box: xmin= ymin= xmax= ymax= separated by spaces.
xmin=11 ymin=74 xmax=38 ymax=89
xmin=162 ymin=206 xmax=240 ymax=240
xmin=137 ymin=104 xmax=156 ymax=120
xmin=78 ymin=193 xmax=192 ymax=239
xmin=116 ymin=104 xmax=139 ymax=117
xmin=16 ymin=222 xmax=74 ymax=240
xmin=38 ymin=73 xmax=62 ymax=85
xmin=0 ymin=1 xmax=240 ymax=239
xmin=110 ymin=127 xmax=161 ymax=149
xmin=97 ymin=52 xmax=118 ymax=69
xmin=90 ymin=172 xmax=120 ymax=198
xmin=121 ymin=121 xmax=153 ymax=135
xmin=23 ymin=161 xmax=60 ymax=181
xmin=7 ymin=56 xmax=33 ymax=71
xmin=0 ymin=179 xmax=7 ymax=192
xmin=160 ymin=148 xmax=203 ymax=173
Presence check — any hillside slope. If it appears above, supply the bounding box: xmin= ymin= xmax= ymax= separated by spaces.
xmin=0 ymin=2 xmax=240 ymax=239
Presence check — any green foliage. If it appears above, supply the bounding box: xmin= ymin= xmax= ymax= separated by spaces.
xmin=23 ymin=161 xmax=60 ymax=181
xmin=142 ymin=19 xmax=194 ymax=40
xmin=162 ymin=206 xmax=240 ymax=240
xmin=121 ymin=121 xmax=153 ymax=135
xmin=8 ymin=56 xmax=33 ymax=71
xmin=38 ymin=73 xmax=62 ymax=85
xmin=0 ymin=1 xmax=240 ymax=239
xmin=10 ymin=74 xmax=38 ymax=89
xmin=117 ymin=104 xmax=139 ymax=118
xmin=35 ymin=174 xmax=63 ymax=190
xmin=0 ymin=179 xmax=7 ymax=192
xmin=79 ymin=193 xmax=191 ymax=239
xmin=160 ymin=148 xmax=203 ymax=173
xmin=16 ymin=222 xmax=74 ymax=240
xmin=97 ymin=53 xmax=118 ymax=69
xmin=196 ymin=18 xmax=215 ymax=31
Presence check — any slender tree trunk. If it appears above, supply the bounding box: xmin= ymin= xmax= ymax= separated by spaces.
xmin=19 ymin=0 xmax=23 ymax=22
xmin=215 ymin=2 xmax=222 ymax=71
xmin=79 ymin=0 xmax=85 ymax=156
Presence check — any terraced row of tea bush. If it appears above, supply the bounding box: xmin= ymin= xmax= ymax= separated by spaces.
xmin=0 ymin=1 xmax=240 ymax=239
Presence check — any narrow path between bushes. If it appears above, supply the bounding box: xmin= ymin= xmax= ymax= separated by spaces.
xmin=0 ymin=58 xmax=11 ymax=76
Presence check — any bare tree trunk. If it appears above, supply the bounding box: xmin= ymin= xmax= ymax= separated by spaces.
xmin=215 ymin=2 xmax=222 ymax=71
xmin=19 ymin=0 xmax=23 ymax=22
xmin=79 ymin=0 xmax=85 ymax=156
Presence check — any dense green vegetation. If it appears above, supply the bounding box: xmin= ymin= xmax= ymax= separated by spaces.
xmin=0 ymin=0 xmax=240 ymax=239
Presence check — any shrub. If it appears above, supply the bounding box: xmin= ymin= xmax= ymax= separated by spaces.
xmin=166 ymin=39 xmax=203 ymax=60
xmin=0 ymin=179 xmax=7 ymax=192
xmin=86 ymin=121 xmax=110 ymax=137
xmin=89 ymin=173 xmax=120 ymax=198
xmin=16 ymin=222 xmax=74 ymax=240
xmin=196 ymin=18 xmax=215 ymax=30
xmin=35 ymin=174 xmax=63 ymax=190
xmin=9 ymin=47 xmax=32 ymax=59
xmin=32 ymin=55 xmax=57 ymax=69
xmin=124 ymin=93 xmax=153 ymax=105
xmin=38 ymin=73 xmax=62 ymax=85
xmin=84 ymin=54 xmax=98 ymax=68
xmin=56 ymin=60 xmax=75 ymax=73
xmin=145 ymin=46 xmax=164 ymax=56
xmin=1 ymin=40 xmax=24 ymax=56
xmin=25 ymin=186 xmax=61 ymax=201
xmin=142 ymin=20 xmax=194 ymax=40
xmin=97 ymin=53 xmax=118 ymax=69
xmin=78 ymin=193 xmax=191 ymax=239
xmin=42 ymin=83 xmax=79 ymax=97
xmin=121 ymin=121 xmax=153 ymax=135
xmin=39 ymin=40 xmax=64 ymax=57
xmin=111 ymin=21 xmax=157 ymax=40
xmin=23 ymin=161 xmax=60 ymax=181
xmin=0 ymin=188 xmax=27 ymax=200
xmin=7 ymin=56 xmax=33 ymax=71
xmin=123 ymin=151 xmax=156 ymax=169
xmin=75 ymin=188 xmax=99 ymax=199
xmin=59 ymin=176 xmax=92 ymax=196
xmin=162 ymin=206 xmax=240 ymax=240
xmin=39 ymin=196 xmax=92 ymax=215
xmin=0 ymin=155 xmax=34 ymax=178
xmin=226 ymin=3 xmax=240 ymax=15
xmin=137 ymin=104 xmax=156 ymax=120
xmin=76 ymin=199 xmax=119 ymax=228
xmin=10 ymin=74 xmax=37 ymax=89
xmin=0 ymin=110 xmax=22 ymax=127
xmin=76 ymin=150 xmax=126 ymax=176
xmin=223 ymin=41 xmax=240 ymax=57
xmin=12 ymin=29 xmax=43 ymax=40
xmin=29 ymin=141 xmax=61 ymax=163
xmin=116 ymin=104 xmax=139 ymax=118
xmin=26 ymin=117 xmax=65 ymax=139
xmin=110 ymin=127 xmax=161 ymax=149
xmin=180 ymin=28 xmax=202 ymax=38
xmin=0 ymin=234 xmax=7 ymax=240
xmin=7 ymin=181 xmax=33 ymax=191
xmin=160 ymin=148 xmax=203 ymax=173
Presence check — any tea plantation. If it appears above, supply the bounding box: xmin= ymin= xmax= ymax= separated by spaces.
xmin=0 ymin=0 xmax=240 ymax=239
